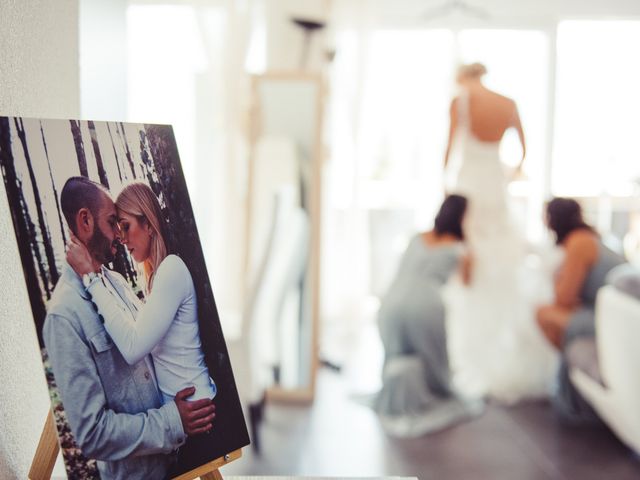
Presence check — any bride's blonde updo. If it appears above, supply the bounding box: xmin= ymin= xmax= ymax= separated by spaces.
xmin=457 ymin=62 xmax=488 ymax=80
xmin=116 ymin=182 xmax=168 ymax=290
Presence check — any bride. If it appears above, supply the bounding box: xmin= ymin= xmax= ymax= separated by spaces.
xmin=443 ymin=62 xmax=558 ymax=403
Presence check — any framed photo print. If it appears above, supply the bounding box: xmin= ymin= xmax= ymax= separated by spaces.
xmin=0 ymin=117 xmax=249 ymax=479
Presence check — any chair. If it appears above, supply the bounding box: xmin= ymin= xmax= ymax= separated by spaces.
xmin=570 ymin=285 xmax=640 ymax=453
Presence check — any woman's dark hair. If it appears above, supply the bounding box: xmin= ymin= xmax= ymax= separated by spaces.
xmin=546 ymin=197 xmax=594 ymax=244
xmin=434 ymin=194 xmax=467 ymax=240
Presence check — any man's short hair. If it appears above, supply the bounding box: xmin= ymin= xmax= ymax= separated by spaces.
xmin=61 ymin=177 xmax=109 ymax=235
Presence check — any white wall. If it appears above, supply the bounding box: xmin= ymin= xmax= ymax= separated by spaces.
xmin=265 ymin=0 xmax=330 ymax=71
xmin=370 ymin=0 xmax=640 ymax=26
xmin=0 ymin=1 xmax=79 ymax=478
xmin=80 ymin=0 xmax=128 ymax=120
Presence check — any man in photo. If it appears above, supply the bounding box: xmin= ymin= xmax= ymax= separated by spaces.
xmin=43 ymin=176 xmax=215 ymax=480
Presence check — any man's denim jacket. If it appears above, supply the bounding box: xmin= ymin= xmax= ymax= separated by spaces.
xmin=43 ymin=264 xmax=186 ymax=480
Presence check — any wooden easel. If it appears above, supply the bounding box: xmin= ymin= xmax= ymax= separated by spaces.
xmin=29 ymin=410 xmax=242 ymax=480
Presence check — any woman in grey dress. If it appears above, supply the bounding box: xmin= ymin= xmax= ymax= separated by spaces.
xmin=536 ymin=197 xmax=624 ymax=423
xmin=376 ymin=195 xmax=482 ymax=437
xmin=536 ymin=198 xmax=625 ymax=350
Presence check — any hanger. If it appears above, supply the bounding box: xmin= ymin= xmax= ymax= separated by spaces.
xmin=422 ymin=0 xmax=491 ymax=22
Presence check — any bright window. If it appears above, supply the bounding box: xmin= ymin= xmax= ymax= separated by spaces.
xmin=357 ymin=29 xmax=455 ymax=226
xmin=330 ymin=28 xmax=549 ymax=231
xmin=553 ymin=21 xmax=640 ymax=197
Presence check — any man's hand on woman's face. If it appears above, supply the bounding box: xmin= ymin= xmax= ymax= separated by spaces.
xmin=175 ymin=386 xmax=216 ymax=436
xmin=66 ymin=231 xmax=95 ymax=275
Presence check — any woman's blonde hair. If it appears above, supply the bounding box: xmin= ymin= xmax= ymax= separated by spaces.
xmin=457 ymin=62 xmax=487 ymax=79
xmin=116 ymin=182 xmax=168 ymax=290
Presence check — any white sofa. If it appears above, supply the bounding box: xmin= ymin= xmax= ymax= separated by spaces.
xmin=570 ymin=285 xmax=640 ymax=453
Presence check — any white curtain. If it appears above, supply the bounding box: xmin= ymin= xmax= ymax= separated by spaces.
xmin=128 ymin=0 xmax=263 ymax=319
xmin=322 ymin=2 xmax=456 ymax=356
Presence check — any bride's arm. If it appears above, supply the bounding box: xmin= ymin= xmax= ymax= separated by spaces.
xmin=88 ymin=256 xmax=190 ymax=364
xmin=444 ymin=98 xmax=459 ymax=169
xmin=460 ymin=252 xmax=473 ymax=285
xmin=512 ymin=103 xmax=526 ymax=172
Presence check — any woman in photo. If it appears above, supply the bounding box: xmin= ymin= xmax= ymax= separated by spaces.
xmin=66 ymin=182 xmax=217 ymax=471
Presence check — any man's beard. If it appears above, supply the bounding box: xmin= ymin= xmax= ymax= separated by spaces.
xmin=88 ymin=224 xmax=115 ymax=266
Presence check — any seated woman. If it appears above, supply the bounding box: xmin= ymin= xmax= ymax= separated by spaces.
xmin=536 ymin=197 xmax=624 ymax=424
xmin=536 ymin=198 xmax=624 ymax=350
xmin=375 ymin=195 xmax=482 ymax=437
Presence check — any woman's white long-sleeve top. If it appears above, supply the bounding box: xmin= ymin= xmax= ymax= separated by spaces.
xmin=88 ymin=254 xmax=216 ymax=403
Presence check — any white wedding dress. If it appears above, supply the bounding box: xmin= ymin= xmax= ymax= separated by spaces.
xmin=444 ymin=91 xmax=559 ymax=404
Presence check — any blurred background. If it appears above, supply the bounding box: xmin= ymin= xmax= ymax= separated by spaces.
xmin=3 ymin=0 xmax=640 ymax=478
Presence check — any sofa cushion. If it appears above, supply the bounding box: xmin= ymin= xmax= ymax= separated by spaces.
xmin=566 ymin=337 xmax=604 ymax=387
xmin=605 ymin=263 xmax=640 ymax=300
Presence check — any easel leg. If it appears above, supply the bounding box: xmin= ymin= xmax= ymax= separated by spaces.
xmin=29 ymin=409 xmax=59 ymax=480
xmin=200 ymin=469 xmax=223 ymax=480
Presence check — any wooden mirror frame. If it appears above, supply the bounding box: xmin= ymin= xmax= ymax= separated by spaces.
xmin=244 ymin=71 xmax=324 ymax=404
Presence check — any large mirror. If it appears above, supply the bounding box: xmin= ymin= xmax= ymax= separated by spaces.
xmin=244 ymin=72 xmax=323 ymax=403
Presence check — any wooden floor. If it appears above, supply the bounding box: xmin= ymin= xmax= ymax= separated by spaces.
xmin=222 ymin=319 xmax=640 ymax=479
xmin=222 ymin=370 xmax=640 ymax=479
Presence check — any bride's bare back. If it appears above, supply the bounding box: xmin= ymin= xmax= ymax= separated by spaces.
xmin=444 ymin=71 xmax=526 ymax=169
xmin=462 ymin=86 xmax=517 ymax=142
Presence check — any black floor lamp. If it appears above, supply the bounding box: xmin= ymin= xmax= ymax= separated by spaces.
xmin=291 ymin=17 xmax=326 ymax=70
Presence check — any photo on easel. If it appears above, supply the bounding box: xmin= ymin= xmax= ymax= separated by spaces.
xmin=0 ymin=117 xmax=249 ymax=479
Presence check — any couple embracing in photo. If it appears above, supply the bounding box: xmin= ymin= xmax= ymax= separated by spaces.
xmin=45 ymin=176 xmax=218 ymax=479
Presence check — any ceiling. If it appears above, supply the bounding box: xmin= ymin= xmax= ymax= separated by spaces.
xmin=360 ymin=0 xmax=640 ymax=28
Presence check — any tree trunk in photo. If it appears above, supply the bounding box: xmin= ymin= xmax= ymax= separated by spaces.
xmin=70 ymin=120 xmax=88 ymax=177
xmin=41 ymin=121 xmax=67 ymax=246
xmin=0 ymin=117 xmax=47 ymax=345
xmin=15 ymin=118 xmax=59 ymax=293
xmin=88 ymin=121 xmax=110 ymax=189
xmin=140 ymin=126 xmax=178 ymax=244
xmin=138 ymin=129 xmax=162 ymax=196
xmin=111 ymin=243 xmax=140 ymax=293
xmin=21 ymin=186 xmax=50 ymax=343
xmin=119 ymin=122 xmax=137 ymax=179
xmin=106 ymin=122 xmax=124 ymax=183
